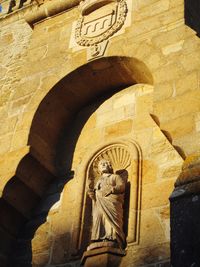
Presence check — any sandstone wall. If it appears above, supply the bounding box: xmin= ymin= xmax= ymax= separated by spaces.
xmin=26 ymin=84 xmax=183 ymax=267
xmin=0 ymin=0 xmax=200 ymax=266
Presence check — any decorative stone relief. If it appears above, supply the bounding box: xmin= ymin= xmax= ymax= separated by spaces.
xmin=77 ymin=141 xmax=142 ymax=253
xmin=74 ymin=0 xmax=128 ymax=60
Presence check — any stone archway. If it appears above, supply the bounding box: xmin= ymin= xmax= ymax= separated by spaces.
xmin=0 ymin=56 xmax=153 ymax=267
xmin=2 ymin=54 xmax=184 ymax=267
xmin=28 ymin=56 xmax=153 ymax=177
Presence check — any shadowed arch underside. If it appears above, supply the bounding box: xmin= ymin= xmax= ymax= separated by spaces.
xmin=29 ymin=56 xmax=153 ymax=176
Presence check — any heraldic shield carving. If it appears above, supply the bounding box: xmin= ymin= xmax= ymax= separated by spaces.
xmin=75 ymin=0 xmax=128 ymax=60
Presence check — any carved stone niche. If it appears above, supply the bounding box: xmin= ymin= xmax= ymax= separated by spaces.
xmin=78 ymin=141 xmax=142 ymax=254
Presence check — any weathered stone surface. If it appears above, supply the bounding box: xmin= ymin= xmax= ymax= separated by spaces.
xmin=0 ymin=0 xmax=200 ymax=266
xmin=105 ymin=119 xmax=133 ymax=139
xmin=32 ymin=222 xmax=52 ymax=255
xmin=51 ymin=234 xmax=72 ymax=264
xmin=121 ymin=243 xmax=170 ymax=267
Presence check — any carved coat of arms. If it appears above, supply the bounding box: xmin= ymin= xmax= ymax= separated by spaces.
xmin=75 ymin=0 xmax=128 ymax=59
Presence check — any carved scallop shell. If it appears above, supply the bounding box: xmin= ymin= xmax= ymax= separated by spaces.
xmin=92 ymin=145 xmax=131 ymax=177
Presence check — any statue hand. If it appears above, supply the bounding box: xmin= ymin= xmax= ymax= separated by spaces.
xmin=87 ymin=190 xmax=96 ymax=201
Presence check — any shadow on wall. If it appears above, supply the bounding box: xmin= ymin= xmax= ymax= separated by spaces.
xmin=0 ymin=56 xmax=154 ymax=267
xmin=0 ymin=155 xmax=61 ymax=267
xmin=6 ymin=93 xmax=125 ymax=267
xmin=185 ymin=0 xmax=200 ymax=37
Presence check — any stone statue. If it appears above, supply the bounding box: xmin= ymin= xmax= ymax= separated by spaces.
xmin=87 ymin=159 xmax=126 ymax=250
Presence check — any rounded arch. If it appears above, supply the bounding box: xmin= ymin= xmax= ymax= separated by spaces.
xmin=28 ymin=56 xmax=153 ymax=176
xmin=2 ymin=56 xmax=153 ymax=266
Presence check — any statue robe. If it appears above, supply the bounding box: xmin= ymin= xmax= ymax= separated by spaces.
xmin=91 ymin=173 xmax=126 ymax=248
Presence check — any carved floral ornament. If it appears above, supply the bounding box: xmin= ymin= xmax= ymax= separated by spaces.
xmin=74 ymin=0 xmax=128 ymax=59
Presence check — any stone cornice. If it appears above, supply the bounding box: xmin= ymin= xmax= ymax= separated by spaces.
xmin=0 ymin=0 xmax=80 ymax=27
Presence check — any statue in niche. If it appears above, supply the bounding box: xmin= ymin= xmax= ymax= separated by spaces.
xmin=87 ymin=159 xmax=126 ymax=250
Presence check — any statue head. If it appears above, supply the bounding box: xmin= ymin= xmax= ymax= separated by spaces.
xmin=98 ymin=159 xmax=113 ymax=174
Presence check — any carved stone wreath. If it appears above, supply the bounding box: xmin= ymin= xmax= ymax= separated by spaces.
xmin=75 ymin=0 xmax=128 ymax=47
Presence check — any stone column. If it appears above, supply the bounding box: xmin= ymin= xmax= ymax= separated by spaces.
xmin=81 ymin=247 xmax=125 ymax=267
xmin=170 ymin=155 xmax=200 ymax=267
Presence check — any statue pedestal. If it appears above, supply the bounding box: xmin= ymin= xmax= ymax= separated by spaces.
xmin=81 ymin=247 xmax=126 ymax=267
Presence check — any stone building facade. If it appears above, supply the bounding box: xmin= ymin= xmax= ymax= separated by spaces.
xmin=0 ymin=0 xmax=200 ymax=266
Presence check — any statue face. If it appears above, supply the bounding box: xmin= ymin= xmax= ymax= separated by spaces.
xmin=98 ymin=160 xmax=112 ymax=174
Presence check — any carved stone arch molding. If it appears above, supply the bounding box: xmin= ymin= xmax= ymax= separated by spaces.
xmin=74 ymin=139 xmax=142 ymax=255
